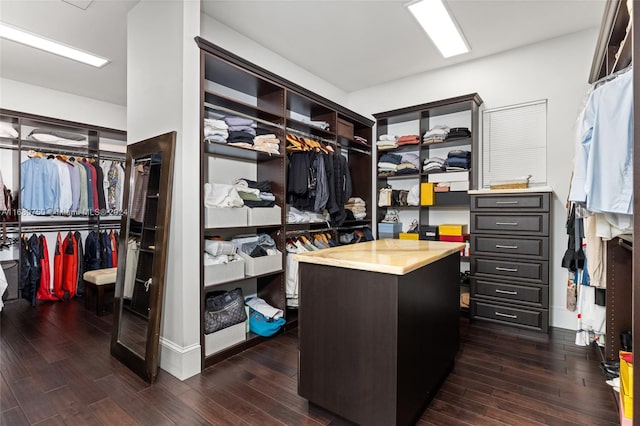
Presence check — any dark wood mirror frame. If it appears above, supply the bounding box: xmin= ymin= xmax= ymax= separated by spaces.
xmin=110 ymin=131 xmax=176 ymax=383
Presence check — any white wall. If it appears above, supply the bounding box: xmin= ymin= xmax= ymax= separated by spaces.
xmin=128 ymin=0 xmax=201 ymax=380
xmin=348 ymin=28 xmax=600 ymax=330
xmin=0 ymin=78 xmax=126 ymax=130
xmin=200 ymin=14 xmax=348 ymax=107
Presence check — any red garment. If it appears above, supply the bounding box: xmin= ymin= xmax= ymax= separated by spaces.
xmin=36 ymin=235 xmax=57 ymax=301
xmin=52 ymin=233 xmax=64 ymax=299
xmin=84 ymin=160 xmax=100 ymax=214
xmin=61 ymin=232 xmax=78 ymax=298
xmin=109 ymin=230 xmax=118 ymax=267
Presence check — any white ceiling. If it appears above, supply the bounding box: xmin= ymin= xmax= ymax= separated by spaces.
xmin=0 ymin=0 xmax=605 ymax=107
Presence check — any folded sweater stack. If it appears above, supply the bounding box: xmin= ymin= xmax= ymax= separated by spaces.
xmin=345 ymin=197 xmax=366 ymax=220
xmin=253 ymin=134 xmax=280 ymax=155
xmin=204 ymin=118 xmax=229 ymax=143
xmin=376 ymin=134 xmax=398 ymax=150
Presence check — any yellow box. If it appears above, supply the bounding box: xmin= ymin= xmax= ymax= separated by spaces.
xmin=438 ymin=224 xmax=468 ymax=236
xmin=398 ymin=233 xmax=419 ymax=240
xmin=420 ymin=183 xmax=434 ymax=206
xmin=621 ymin=350 xmax=634 ymax=401
xmin=622 ymin=382 xmax=633 ymax=419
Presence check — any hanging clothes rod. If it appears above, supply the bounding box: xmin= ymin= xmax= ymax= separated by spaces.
xmin=0 ymin=141 xmax=19 ymax=150
xmin=339 ymin=145 xmax=371 ymax=156
xmin=285 ymin=127 xmax=336 ymax=146
xmin=20 ymin=145 xmax=99 ymax=159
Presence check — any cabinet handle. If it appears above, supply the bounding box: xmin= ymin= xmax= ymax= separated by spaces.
xmin=495 ymin=244 xmax=518 ymax=249
xmin=496 ymin=222 xmax=519 ymax=226
xmin=496 ymin=266 xmax=518 ymax=272
xmin=495 ymin=201 xmax=519 ymax=204
xmin=495 ymin=311 xmax=517 ymax=319
xmin=495 ymin=289 xmax=518 ymax=295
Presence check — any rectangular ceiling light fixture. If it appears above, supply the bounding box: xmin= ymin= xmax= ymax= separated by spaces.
xmin=0 ymin=22 xmax=109 ymax=67
xmin=407 ymin=0 xmax=470 ymax=58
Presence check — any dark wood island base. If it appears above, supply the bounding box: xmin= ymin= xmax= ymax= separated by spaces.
xmin=296 ymin=241 xmax=463 ymax=426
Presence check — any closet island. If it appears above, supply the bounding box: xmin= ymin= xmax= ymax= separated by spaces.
xmin=295 ymin=239 xmax=464 ymax=426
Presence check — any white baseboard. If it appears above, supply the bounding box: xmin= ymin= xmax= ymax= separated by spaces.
xmin=159 ymin=337 xmax=201 ymax=380
xmin=550 ymin=305 xmax=576 ymax=331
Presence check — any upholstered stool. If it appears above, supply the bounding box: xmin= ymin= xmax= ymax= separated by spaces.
xmin=83 ymin=268 xmax=117 ymax=316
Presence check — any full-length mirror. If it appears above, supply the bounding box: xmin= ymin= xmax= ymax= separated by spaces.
xmin=111 ymin=131 xmax=176 ymax=383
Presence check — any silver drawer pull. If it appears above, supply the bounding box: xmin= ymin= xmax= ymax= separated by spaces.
xmin=495 ymin=311 xmax=517 ymax=319
xmin=495 ymin=201 xmax=519 ymax=204
xmin=495 ymin=244 xmax=518 ymax=249
xmin=495 ymin=289 xmax=518 ymax=295
xmin=496 ymin=267 xmax=518 ymax=272
xmin=496 ymin=222 xmax=519 ymax=226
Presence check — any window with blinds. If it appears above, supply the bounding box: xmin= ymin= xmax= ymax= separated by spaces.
xmin=481 ymin=100 xmax=547 ymax=188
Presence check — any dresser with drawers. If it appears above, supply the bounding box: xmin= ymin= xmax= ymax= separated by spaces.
xmin=469 ymin=191 xmax=551 ymax=333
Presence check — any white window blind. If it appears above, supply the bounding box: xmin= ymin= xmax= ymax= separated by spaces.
xmin=481 ymin=100 xmax=547 ymax=188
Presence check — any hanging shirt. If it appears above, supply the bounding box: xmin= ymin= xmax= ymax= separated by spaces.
xmin=74 ymin=159 xmax=89 ymax=214
xmin=569 ymin=70 xmax=633 ymax=214
xmin=20 ymin=157 xmax=60 ymax=215
xmin=116 ymin=162 xmax=126 ymax=211
xmin=66 ymin=162 xmax=80 ymax=213
xmin=79 ymin=160 xmax=94 ymax=212
xmin=0 ymin=168 xmax=6 ymax=212
xmin=52 ymin=158 xmax=72 ymax=214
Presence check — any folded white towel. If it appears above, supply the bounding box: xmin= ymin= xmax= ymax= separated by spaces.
xmin=245 ymin=297 xmax=284 ymax=320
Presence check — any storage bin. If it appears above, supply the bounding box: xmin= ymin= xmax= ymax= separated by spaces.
xmin=337 ymin=118 xmax=354 ymax=140
xmin=205 ymin=206 xmax=248 ymax=228
xmin=237 ymin=250 xmax=283 ymax=276
xmin=204 ymin=257 xmax=245 ymax=286
xmin=420 ymin=183 xmax=435 ymax=206
xmin=621 ymin=351 xmax=633 ymax=394
xmin=419 ymin=225 xmax=439 ymax=241
xmin=439 ymin=234 xmax=470 ymax=243
xmin=438 ymin=224 xmax=468 ymax=236
xmin=204 ymin=321 xmax=246 ymax=356
xmin=378 ymin=222 xmax=402 ymax=235
xmin=247 ymin=205 xmax=281 ymax=226
xmin=398 ymin=233 xmax=419 ymax=240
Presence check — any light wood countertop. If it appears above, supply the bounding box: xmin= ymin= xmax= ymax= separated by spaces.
xmin=293 ymin=239 xmax=465 ymax=275
xmin=467 ymin=186 xmax=553 ymax=194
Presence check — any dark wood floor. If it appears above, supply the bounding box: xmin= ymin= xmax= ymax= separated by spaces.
xmin=1 ymin=298 xmax=619 ymax=425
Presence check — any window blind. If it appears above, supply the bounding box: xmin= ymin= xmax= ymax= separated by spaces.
xmin=481 ymin=100 xmax=547 ymax=188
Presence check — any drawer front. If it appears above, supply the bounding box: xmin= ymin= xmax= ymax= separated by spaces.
xmin=471 ymin=235 xmax=548 ymax=260
xmin=471 ymin=193 xmax=549 ymax=211
xmin=472 ymin=257 xmax=548 ymax=284
xmin=471 ymin=300 xmax=548 ymax=331
xmin=471 ymin=213 xmax=549 ymax=235
xmin=471 ymin=277 xmax=548 ymax=308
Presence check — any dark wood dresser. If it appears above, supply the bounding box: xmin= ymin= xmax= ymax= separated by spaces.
xmin=469 ymin=191 xmax=551 ymax=333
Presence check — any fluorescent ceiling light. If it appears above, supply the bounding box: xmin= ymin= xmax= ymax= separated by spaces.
xmin=407 ymin=0 xmax=470 ymax=58
xmin=0 ymin=22 xmax=109 ymax=68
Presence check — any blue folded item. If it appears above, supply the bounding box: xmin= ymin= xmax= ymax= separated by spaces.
xmin=248 ymin=308 xmax=286 ymax=336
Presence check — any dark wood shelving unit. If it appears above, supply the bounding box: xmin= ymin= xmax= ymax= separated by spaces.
xmin=373 ymin=94 xmax=482 ymax=238
xmin=197 ymin=38 xmax=373 ymax=370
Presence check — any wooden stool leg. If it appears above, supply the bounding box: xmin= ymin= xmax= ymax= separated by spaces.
xmin=96 ymin=286 xmax=105 ymax=316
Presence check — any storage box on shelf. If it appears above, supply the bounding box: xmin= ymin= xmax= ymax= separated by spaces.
xmin=204 ymin=258 xmax=245 ymax=286
xmin=205 ymin=206 xmax=249 ymax=228
xmin=469 ymin=191 xmax=551 ymax=333
xmin=197 ymin=38 xmax=373 ymax=369
xmin=204 ymin=321 xmax=247 ymax=356
xmin=247 ymin=205 xmax=281 ymax=226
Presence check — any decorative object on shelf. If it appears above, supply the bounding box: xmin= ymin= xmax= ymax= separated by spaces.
xmin=204 ymin=288 xmax=248 ymax=334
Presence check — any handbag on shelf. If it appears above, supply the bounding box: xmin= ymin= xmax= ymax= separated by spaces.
xmin=248 ymin=307 xmax=286 ymax=337
xmin=204 ymin=287 xmax=247 ymax=334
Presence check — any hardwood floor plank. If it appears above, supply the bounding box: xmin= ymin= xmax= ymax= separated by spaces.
xmin=31 ymin=414 xmax=67 ymax=426
xmin=0 ymin=299 xmax=618 ymax=426
xmin=0 ymin=372 xmax=19 ymax=412
xmin=0 ymin=406 xmax=30 ymax=426
xmin=94 ymin=373 xmax=175 ymax=425
xmin=137 ymin=383 xmax=216 ymax=425
xmin=8 ymin=376 xmax=58 ymax=424
xmin=88 ymin=397 xmax=138 ymax=426
xmin=176 ymin=388 xmax=251 ymax=426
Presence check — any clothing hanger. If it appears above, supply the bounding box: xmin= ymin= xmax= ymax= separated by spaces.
xmin=593 ymin=64 xmax=632 ymax=89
